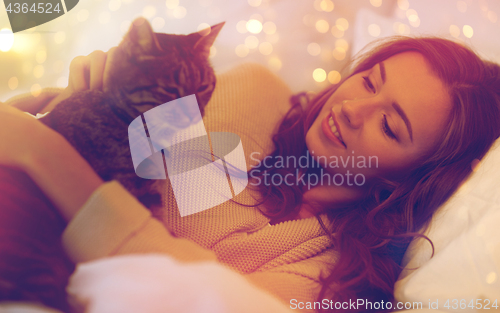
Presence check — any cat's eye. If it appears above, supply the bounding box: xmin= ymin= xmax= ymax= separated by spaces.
xmin=164 ymin=87 xmax=179 ymax=95
xmin=197 ymin=85 xmax=210 ymax=92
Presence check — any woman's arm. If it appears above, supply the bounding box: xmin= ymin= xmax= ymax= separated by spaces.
xmin=0 ymin=103 xmax=104 ymax=221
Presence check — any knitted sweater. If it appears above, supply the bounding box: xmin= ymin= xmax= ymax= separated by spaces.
xmin=60 ymin=63 xmax=337 ymax=311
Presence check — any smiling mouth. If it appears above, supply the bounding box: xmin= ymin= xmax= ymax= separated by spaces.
xmin=327 ymin=116 xmax=345 ymax=144
xmin=321 ymin=111 xmax=346 ymax=148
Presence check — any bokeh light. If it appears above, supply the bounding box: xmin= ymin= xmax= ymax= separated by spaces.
xmin=397 ymin=0 xmax=409 ymax=10
xmin=109 ymin=0 xmax=121 ymax=11
xmin=368 ymin=24 xmax=381 ymax=37
xmin=335 ymin=39 xmax=349 ymax=50
xmin=33 ymin=65 xmax=44 ymax=78
xmin=143 ymin=6 xmax=156 ymax=18
xmin=268 ymin=57 xmax=282 ymax=71
xmin=247 ymin=19 xmax=263 ymax=34
xmin=259 ymin=42 xmax=273 ymax=55
xmin=335 ymin=18 xmax=349 ymax=31
xmin=263 ymin=21 xmax=276 ymax=34
xmin=248 ymin=0 xmax=262 ymax=7
xmin=313 ymin=68 xmax=327 ymax=82
xmin=457 ymin=1 xmax=467 ymax=13
xmin=332 ymin=47 xmax=346 ymax=61
xmin=172 ymin=6 xmax=187 ymax=19
xmin=463 ymin=25 xmax=473 ymax=38
xmin=166 ymin=0 xmax=178 ymax=9
xmin=328 ymin=70 xmax=341 ymax=84
xmin=235 ymin=44 xmax=249 ymax=57
xmin=31 ymin=84 xmax=42 ymax=97
xmin=307 ymin=43 xmax=321 ymax=56
xmin=449 ymin=24 xmax=460 ymax=37
xmin=36 ymin=50 xmax=47 ymax=64
xmin=152 ymin=17 xmax=165 ymax=30
xmin=370 ymin=0 xmax=382 ymax=8
xmin=320 ymin=0 xmax=334 ymax=12
xmin=331 ymin=25 xmax=344 ymax=38
xmin=315 ymin=20 xmax=329 ymax=33
xmin=8 ymin=77 xmax=18 ymax=90
xmin=237 ymin=20 xmax=248 ymax=33
xmin=0 ymin=28 xmax=14 ymax=52
xmin=245 ymin=35 xmax=259 ymax=49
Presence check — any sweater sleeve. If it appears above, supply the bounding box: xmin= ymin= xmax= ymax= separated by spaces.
xmin=61 ymin=181 xmax=320 ymax=312
xmin=61 ymin=181 xmax=217 ymax=263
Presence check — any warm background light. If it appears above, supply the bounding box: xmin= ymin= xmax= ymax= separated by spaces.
xmin=0 ymin=0 xmax=498 ymax=100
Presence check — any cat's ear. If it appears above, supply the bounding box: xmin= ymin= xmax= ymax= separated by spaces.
xmin=124 ymin=17 xmax=162 ymax=55
xmin=191 ymin=22 xmax=225 ymax=59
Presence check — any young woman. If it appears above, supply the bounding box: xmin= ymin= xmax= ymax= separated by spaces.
xmin=1 ymin=36 xmax=499 ymax=311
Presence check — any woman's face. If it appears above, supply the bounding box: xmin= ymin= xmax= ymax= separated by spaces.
xmin=306 ymin=52 xmax=452 ymax=183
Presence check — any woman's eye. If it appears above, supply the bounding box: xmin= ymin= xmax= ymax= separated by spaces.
xmin=382 ymin=114 xmax=397 ymax=140
xmin=363 ymin=76 xmax=376 ymax=93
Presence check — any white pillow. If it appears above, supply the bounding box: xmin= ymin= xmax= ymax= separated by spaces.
xmin=394 ymin=138 xmax=500 ymax=309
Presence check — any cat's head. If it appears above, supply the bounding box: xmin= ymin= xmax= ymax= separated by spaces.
xmin=104 ymin=17 xmax=224 ymax=119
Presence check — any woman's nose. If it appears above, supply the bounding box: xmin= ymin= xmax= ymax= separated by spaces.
xmin=340 ymin=98 xmax=378 ymax=129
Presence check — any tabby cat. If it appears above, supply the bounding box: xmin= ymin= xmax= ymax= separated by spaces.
xmin=0 ymin=17 xmax=223 ymax=312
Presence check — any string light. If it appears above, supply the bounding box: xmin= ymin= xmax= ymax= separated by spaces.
xmin=370 ymin=0 xmax=382 ymax=8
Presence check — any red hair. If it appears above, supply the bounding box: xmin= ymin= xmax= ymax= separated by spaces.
xmin=248 ymin=37 xmax=500 ymax=311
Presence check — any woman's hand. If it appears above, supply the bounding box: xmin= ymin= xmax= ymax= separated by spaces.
xmin=41 ymin=48 xmax=117 ymax=113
